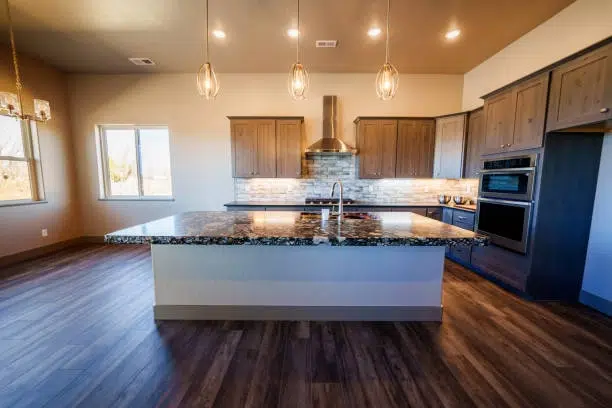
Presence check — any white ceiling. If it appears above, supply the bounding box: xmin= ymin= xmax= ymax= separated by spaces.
xmin=0 ymin=0 xmax=575 ymax=74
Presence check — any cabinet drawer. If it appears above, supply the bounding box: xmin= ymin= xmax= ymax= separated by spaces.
xmin=471 ymin=245 xmax=529 ymax=291
xmin=452 ymin=220 xmax=474 ymax=231
xmin=450 ymin=245 xmax=471 ymax=264
xmin=452 ymin=210 xmax=475 ymax=226
xmin=426 ymin=207 xmax=442 ymax=221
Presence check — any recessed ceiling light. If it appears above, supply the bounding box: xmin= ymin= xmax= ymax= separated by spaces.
xmin=287 ymin=28 xmax=299 ymax=38
xmin=445 ymin=29 xmax=461 ymax=40
xmin=212 ymin=30 xmax=226 ymax=39
xmin=367 ymin=27 xmax=382 ymax=38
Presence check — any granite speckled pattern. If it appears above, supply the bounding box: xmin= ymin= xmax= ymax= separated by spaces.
xmin=105 ymin=211 xmax=488 ymax=247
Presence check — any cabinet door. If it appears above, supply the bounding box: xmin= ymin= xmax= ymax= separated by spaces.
xmin=358 ymin=120 xmax=397 ymax=178
xmin=396 ymin=119 xmax=435 ymax=178
xmin=357 ymin=120 xmax=382 ymax=178
xmin=547 ymin=43 xmax=612 ymax=132
xmin=511 ymin=73 xmax=549 ymax=151
xmin=434 ymin=114 xmax=466 ymax=178
xmin=276 ymin=119 xmax=302 ymax=178
xmin=483 ymin=89 xmax=515 ymax=155
xmin=231 ymin=120 xmax=256 ymax=177
xmin=254 ymin=120 xmax=276 ymax=177
xmin=463 ymin=108 xmax=484 ymax=178
xmin=380 ymin=120 xmax=398 ymax=178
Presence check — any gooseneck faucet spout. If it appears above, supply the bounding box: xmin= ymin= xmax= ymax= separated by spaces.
xmin=330 ymin=180 xmax=344 ymax=219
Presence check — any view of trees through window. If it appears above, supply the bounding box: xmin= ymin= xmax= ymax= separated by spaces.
xmin=0 ymin=115 xmax=32 ymax=201
xmin=101 ymin=126 xmax=173 ymax=198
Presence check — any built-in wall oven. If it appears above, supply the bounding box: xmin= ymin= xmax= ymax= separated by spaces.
xmin=476 ymin=154 xmax=537 ymax=254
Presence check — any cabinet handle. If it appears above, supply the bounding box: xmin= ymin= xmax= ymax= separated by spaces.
xmin=601 ymin=108 xmax=610 ymax=113
xmin=457 ymin=216 xmax=466 ymax=220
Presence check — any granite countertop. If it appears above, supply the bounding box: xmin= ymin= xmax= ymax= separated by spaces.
xmin=105 ymin=211 xmax=488 ymax=247
xmin=224 ymin=201 xmax=478 ymax=213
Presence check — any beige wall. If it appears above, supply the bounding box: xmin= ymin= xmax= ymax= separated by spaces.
xmin=0 ymin=48 xmax=81 ymax=257
xmin=68 ymin=73 xmax=464 ymax=236
xmin=462 ymin=0 xmax=612 ymax=110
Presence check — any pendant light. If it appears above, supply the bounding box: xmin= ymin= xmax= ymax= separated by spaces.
xmin=196 ymin=0 xmax=220 ymax=99
xmin=288 ymin=0 xmax=309 ymax=100
xmin=0 ymin=0 xmax=52 ymax=121
xmin=375 ymin=0 xmax=399 ymax=100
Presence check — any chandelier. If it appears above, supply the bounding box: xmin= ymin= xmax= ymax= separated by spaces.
xmin=0 ymin=0 xmax=52 ymax=121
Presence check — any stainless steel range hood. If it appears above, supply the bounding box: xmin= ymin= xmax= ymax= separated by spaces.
xmin=305 ymin=95 xmax=357 ymax=155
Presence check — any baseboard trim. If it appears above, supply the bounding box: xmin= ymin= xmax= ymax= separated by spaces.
xmin=0 ymin=236 xmax=105 ymax=271
xmin=579 ymin=290 xmax=612 ymax=317
xmin=153 ymin=305 xmax=443 ymax=322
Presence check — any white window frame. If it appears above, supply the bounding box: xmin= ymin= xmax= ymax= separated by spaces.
xmin=0 ymin=115 xmax=45 ymax=206
xmin=97 ymin=124 xmax=174 ymax=201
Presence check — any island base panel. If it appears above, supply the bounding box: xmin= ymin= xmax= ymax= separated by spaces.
xmin=151 ymin=245 xmax=445 ymax=321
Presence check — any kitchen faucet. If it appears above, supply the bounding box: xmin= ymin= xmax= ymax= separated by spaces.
xmin=330 ymin=180 xmax=344 ymax=219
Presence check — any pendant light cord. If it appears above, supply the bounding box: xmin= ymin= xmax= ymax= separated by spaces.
xmin=385 ymin=0 xmax=390 ymax=64
xmin=5 ymin=0 xmax=23 ymax=111
xmin=296 ymin=0 xmax=300 ymax=63
xmin=205 ymin=0 xmax=210 ymax=62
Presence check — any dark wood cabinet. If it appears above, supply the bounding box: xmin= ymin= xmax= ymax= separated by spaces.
xmin=434 ymin=113 xmax=467 ymax=178
xmin=483 ymin=89 xmax=515 ymax=155
xmin=230 ymin=117 xmax=303 ymax=178
xmin=463 ymin=108 xmax=484 ymax=178
xmin=511 ymin=73 xmax=549 ymax=151
xmin=357 ymin=119 xmax=397 ymax=179
xmin=396 ymin=119 xmax=435 ymax=178
xmin=547 ymin=43 xmax=612 ymax=132
xmin=426 ymin=207 xmax=442 ymax=221
xmin=482 ymin=72 xmax=549 ymax=155
xmin=276 ymin=119 xmax=302 ymax=178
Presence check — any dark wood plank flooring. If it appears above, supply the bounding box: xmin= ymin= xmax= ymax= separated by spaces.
xmin=0 ymin=244 xmax=610 ymax=407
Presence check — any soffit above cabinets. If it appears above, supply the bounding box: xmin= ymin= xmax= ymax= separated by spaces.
xmin=0 ymin=0 xmax=574 ymax=74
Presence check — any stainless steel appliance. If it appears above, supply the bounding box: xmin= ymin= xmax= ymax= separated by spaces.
xmin=478 ymin=154 xmax=537 ymax=201
xmin=476 ymin=154 xmax=537 ymax=254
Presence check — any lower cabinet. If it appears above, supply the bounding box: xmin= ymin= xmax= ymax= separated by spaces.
xmin=450 ymin=245 xmax=471 ymax=265
xmin=471 ymin=245 xmax=529 ymax=291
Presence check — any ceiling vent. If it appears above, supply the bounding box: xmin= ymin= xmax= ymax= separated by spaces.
xmin=128 ymin=57 xmax=156 ymax=66
xmin=315 ymin=40 xmax=338 ymax=48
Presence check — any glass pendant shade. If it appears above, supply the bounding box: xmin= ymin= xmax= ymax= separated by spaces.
xmin=0 ymin=92 xmax=20 ymax=116
xmin=376 ymin=62 xmax=399 ymax=101
xmin=288 ymin=62 xmax=309 ymax=100
xmin=34 ymin=99 xmax=51 ymax=121
xmin=196 ymin=62 xmax=220 ymax=100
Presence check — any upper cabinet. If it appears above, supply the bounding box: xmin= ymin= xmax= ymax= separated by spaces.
xmin=482 ymin=72 xmax=549 ymax=155
xmin=275 ymin=119 xmax=303 ymax=178
xmin=229 ymin=117 xmax=303 ymax=178
xmin=356 ymin=119 xmax=397 ymax=178
xmin=547 ymin=43 xmax=612 ymax=132
xmin=463 ymin=108 xmax=484 ymax=179
xmin=396 ymin=119 xmax=435 ymax=178
xmin=434 ymin=113 xmax=467 ymax=178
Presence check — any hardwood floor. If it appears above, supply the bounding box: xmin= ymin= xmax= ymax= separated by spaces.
xmin=0 ymin=244 xmax=610 ymax=408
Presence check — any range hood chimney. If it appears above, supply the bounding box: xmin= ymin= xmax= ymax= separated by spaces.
xmin=305 ymin=95 xmax=357 ymax=155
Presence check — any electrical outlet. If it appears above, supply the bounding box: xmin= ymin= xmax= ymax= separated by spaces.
xmin=368 ymin=185 xmax=374 ymax=193
xmin=41 ymin=229 xmax=48 ymax=237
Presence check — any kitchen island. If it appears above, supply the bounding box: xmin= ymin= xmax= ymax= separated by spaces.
xmin=105 ymin=211 xmax=487 ymax=321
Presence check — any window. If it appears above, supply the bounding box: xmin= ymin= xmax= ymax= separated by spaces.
xmin=98 ymin=125 xmax=173 ymax=199
xmin=0 ymin=115 xmax=44 ymax=204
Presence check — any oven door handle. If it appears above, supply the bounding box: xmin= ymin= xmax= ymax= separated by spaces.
xmin=478 ymin=167 xmax=535 ymax=174
xmin=477 ymin=197 xmax=533 ymax=207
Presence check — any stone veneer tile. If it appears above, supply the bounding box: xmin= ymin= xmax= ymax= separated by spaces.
xmin=234 ymin=155 xmax=479 ymax=203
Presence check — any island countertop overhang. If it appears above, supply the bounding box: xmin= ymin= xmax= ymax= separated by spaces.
xmin=104 ymin=211 xmax=488 ymax=247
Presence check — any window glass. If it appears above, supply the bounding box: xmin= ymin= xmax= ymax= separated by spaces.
xmin=105 ymin=128 xmax=139 ymax=196
xmin=0 ymin=160 xmax=32 ymax=201
xmin=139 ymin=128 xmax=172 ymax=196
xmin=0 ymin=115 xmax=24 ymax=157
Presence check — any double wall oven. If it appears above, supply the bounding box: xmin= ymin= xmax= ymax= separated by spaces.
xmin=476 ymin=155 xmax=537 ymax=254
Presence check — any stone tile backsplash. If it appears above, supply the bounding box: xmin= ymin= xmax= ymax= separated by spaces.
xmin=234 ymin=155 xmax=479 ymax=204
